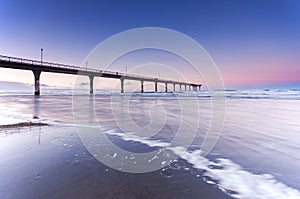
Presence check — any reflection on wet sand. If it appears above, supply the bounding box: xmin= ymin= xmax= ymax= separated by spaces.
xmin=0 ymin=125 xmax=230 ymax=199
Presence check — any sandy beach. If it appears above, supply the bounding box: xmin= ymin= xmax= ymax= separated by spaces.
xmin=0 ymin=92 xmax=300 ymax=199
xmin=0 ymin=124 xmax=231 ymax=199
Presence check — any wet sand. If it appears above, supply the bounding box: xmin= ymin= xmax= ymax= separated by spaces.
xmin=0 ymin=125 xmax=232 ymax=199
xmin=0 ymin=122 xmax=47 ymax=129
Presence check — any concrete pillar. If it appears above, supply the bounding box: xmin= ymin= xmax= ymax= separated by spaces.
xmin=180 ymin=84 xmax=182 ymax=91
xmin=89 ymin=75 xmax=94 ymax=94
xmin=185 ymin=85 xmax=187 ymax=91
xmin=141 ymin=80 xmax=144 ymax=93
xmin=165 ymin=83 xmax=168 ymax=92
xmin=32 ymin=70 xmax=41 ymax=96
xmin=120 ymin=78 xmax=124 ymax=93
xmin=189 ymin=85 xmax=191 ymax=91
xmin=155 ymin=81 xmax=158 ymax=92
xmin=173 ymin=84 xmax=175 ymax=92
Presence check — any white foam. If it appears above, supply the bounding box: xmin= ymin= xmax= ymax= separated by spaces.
xmin=104 ymin=130 xmax=170 ymax=148
xmin=198 ymin=89 xmax=300 ymax=100
xmin=0 ymin=115 xmax=28 ymax=126
xmin=0 ymin=106 xmax=38 ymax=126
xmin=170 ymin=146 xmax=300 ymax=199
xmin=102 ymin=130 xmax=300 ymax=199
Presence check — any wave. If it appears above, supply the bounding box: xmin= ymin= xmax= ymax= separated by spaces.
xmin=0 ymin=88 xmax=300 ymax=99
xmin=198 ymin=89 xmax=300 ymax=100
xmin=101 ymin=129 xmax=300 ymax=199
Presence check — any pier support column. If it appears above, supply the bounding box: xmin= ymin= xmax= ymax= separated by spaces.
xmin=185 ymin=85 xmax=187 ymax=91
xmin=199 ymin=85 xmax=202 ymax=91
xmin=141 ymin=80 xmax=144 ymax=93
xmin=173 ymin=84 xmax=175 ymax=92
xmin=120 ymin=78 xmax=124 ymax=93
xmin=155 ymin=81 xmax=158 ymax=92
xmin=189 ymin=85 xmax=191 ymax=91
xmin=89 ymin=75 xmax=94 ymax=95
xmin=165 ymin=83 xmax=168 ymax=92
xmin=32 ymin=70 xmax=41 ymax=96
xmin=180 ymin=84 xmax=182 ymax=91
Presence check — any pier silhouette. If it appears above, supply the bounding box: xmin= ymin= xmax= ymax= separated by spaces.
xmin=0 ymin=55 xmax=202 ymax=95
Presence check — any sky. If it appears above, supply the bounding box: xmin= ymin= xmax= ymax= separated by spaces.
xmin=0 ymin=0 xmax=300 ymax=89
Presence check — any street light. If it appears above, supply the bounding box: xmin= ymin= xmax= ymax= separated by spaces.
xmin=126 ymin=66 xmax=127 ymax=74
xmin=86 ymin=61 xmax=88 ymax=71
xmin=40 ymin=48 xmax=43 ymax=65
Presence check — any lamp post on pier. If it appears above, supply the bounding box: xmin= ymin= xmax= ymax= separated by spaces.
xmin=40 ymin=48 xmax=43 ymax=65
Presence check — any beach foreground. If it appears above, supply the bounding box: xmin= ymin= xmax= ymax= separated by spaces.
xmin=0 ymin=125 xmax=231 ymax=199
xmin=1 ymin=91 xmax=300 ymax=199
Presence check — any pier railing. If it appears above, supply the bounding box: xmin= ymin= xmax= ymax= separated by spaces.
xmin=0 ymin=55 xmax=194 ymax=84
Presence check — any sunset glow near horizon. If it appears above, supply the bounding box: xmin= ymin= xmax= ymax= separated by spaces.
xmin=0 ymin=0 xmax=300 ymax=89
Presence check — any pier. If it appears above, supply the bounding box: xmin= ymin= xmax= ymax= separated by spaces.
xmin=0 ymin=55 xmax=202 ymax=95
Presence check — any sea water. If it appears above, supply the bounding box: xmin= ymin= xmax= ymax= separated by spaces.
xmin=0 ymin=88 xmax=300 ymax=199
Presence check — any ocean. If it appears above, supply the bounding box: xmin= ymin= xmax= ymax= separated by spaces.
xmin=0 ymin=88 xmax=300 ymax=199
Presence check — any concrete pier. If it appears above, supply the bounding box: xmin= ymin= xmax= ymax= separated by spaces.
xmin=89 ymin=76 xmax=94 ymax=94
xmin=32 ymin=70 xmax=41 ymax=96
xmin=0 ymin=54 xmax=202 ymax=95
xmin=120 ymin=78 xmax=124 ymax=93
xmin=141 ymin=81 xmax=144 ymax=93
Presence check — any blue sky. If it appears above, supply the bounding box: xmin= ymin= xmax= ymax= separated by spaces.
xmin=0 ymin=0 xmax=300 ymax=88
